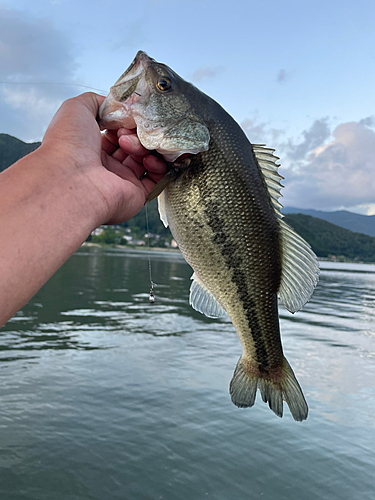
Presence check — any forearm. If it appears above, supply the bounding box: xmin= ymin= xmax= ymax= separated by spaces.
xmin=0 ymin=145 xmax=104 ymax=326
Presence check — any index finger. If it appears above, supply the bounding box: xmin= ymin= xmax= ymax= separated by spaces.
xmin=118 ymin=131 xmax=150 ymax=158
xmin=143 ymin=154 xmax=167 ymax=179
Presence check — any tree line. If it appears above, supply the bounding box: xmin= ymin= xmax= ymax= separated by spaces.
xmin=2 ymin=133 xmax=374 ymax=261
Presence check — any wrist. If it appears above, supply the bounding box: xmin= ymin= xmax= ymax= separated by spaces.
xmin=34 ymin=142 xmax=109 ymax=231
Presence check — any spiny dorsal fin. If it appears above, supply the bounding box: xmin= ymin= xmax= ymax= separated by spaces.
xmin=189 ymin=273 xmax=227 ymax=318
xmin=252 ymin=144 xmax=320 ymax=313
xmin=252 ymin=144 xmax=284 ymax=207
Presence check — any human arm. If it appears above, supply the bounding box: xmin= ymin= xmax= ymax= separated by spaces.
xmin=0 ymin=92 xmax=166 ymax=327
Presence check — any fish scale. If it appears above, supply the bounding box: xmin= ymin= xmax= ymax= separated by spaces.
xmin=98 ymin=51 xmax=319 ymax=421
xmin=165 ymin=130 xmax=285 ymax=373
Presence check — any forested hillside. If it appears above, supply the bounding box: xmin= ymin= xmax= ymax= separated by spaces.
xmin=0 ymin=134 xmax=41 ymax=172
xmin=121 ymin=205 xmax=375 ymax=262
xmin=283 ymin=213 xmax=375 ymax=262
xmin=2 ymin=133 xmax=374 ymax=261
xmin=284 ymin=206 xmax=375 ymax=237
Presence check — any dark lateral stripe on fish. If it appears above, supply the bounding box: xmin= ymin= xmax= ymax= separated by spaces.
xmin=204 ymin=201 xmax=269 ymax=370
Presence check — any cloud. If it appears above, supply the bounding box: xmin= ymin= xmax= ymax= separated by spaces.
xmin=240 ymin=117 xmax=285 ymax=146
xmin=359 ymin=116 xmax=374 ymax=127
xmin=0 ymin=8 xmax=76 ymax=80
xmin=276 ymin=69 xmax=286 ymax=83
xmin=192 ymin=66 xmax=224 ymax=83
xmin=345 ymin=203 xmax=375 ymax=216
xmin=286 ymin=118 xmax=331 ymax=161
xmin=282 ymin=117 xmax=375 ymax=212
xmin=0 ymin=7 xmax=79 ymax=141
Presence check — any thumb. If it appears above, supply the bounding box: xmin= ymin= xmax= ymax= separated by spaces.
xmin=75 ymin=92 xmax=106 ymax=118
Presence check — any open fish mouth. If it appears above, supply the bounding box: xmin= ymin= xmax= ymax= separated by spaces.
xmin=98 ymin=51 xmax=151 ymax=130
xmin=97 ymin=51 xmax=210 ymax=160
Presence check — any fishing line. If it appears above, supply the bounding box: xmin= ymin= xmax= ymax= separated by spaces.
xmin=0 ymin=81 xmax=108 ymax=94
xmin=145 ymin=203 xmax=155 ymax=303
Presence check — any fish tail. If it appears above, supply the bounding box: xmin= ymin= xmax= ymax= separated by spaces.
xmin=229 ymin=356 xmax=308 ymax=421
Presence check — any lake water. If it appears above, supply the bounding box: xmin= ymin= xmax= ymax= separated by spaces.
xmin=1 ymin=246 xmax=375 ymax=499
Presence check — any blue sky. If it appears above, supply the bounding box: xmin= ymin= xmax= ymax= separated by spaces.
xmin=1 ymin=0 xmax=375 ymax=214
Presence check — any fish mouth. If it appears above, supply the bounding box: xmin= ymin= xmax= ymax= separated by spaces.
xmin=98 ymin=50 xmax=151 ymax=130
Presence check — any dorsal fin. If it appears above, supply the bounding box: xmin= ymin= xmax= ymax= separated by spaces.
xmin=252 ymin=144 xmax=320 ymax=313
xmin=277 ymin=219 xmax=320 ymax=312
xmin=252 ymin=144 xmax=284 ymax=209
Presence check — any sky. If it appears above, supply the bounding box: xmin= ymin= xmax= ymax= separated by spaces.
xmin=1 ymin=0 xmax=375 ymax=214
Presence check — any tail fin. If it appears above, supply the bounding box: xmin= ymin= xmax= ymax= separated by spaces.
xmin=229 ymin=356 xmax=308 ymax=421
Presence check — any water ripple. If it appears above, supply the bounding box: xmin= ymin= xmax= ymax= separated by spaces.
xmin=1 ymin=251 xmax=375 ymax=500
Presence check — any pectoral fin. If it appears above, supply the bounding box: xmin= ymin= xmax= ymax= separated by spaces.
xmin=157 ymin=191 xmax=169 ymax=228
xmin=145 ymin=168 xmax=179 ymax=203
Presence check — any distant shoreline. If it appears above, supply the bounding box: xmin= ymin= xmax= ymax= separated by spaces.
xmin=81 ymin=242 xmax=375 ymax=264
xmin=81 ymin=241 xmax=182 ymax=254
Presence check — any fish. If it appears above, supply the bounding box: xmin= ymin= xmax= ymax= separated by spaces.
xmin=98 ymin=51 xmax=319 ymax=421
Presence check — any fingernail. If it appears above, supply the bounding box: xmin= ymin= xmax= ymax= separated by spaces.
xmin=118 ymin=128 xmax=135 ymax=138
xmin=119 ymin=134 xmax=138 ymax=148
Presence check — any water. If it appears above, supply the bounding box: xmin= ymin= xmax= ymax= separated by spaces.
xmin=1 ymin=247 xmax=375 ymax=499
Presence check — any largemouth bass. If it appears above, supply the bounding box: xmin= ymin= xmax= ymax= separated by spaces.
xmin=98 ymin=51 xmax=319 ymax=421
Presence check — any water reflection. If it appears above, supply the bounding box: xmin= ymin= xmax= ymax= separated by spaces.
xmin=276 ymin=260 xmax=375 ymax=431
xmin=1 ymin=248 xmax=375 ymax=500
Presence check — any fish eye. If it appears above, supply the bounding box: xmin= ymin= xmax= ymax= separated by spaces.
xmin=157 ymin=77 xmax=172 ymax=92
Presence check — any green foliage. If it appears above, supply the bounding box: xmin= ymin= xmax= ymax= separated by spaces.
xmin=2 ymin=132 xmax=374 ymax=261
xmin=284 ymin=213 xmax=375 ymax=262
xmin=91 ymin=228 xmax=126 ymax=245
xmin=120 ymin=198 xmax=172 ymax=241
xmin=0 ymin=134 xmax=41 ymax=172
xmin=284 ymin=207 xmax=375 ymax=237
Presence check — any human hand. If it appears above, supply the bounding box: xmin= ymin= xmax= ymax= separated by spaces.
xmin=0 ymin=92 xmax=167 ymax=326
xmin=41 ymin=92 xmax=166 ymax=226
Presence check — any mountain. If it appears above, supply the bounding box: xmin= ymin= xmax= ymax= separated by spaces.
xmin=283 ymin=206 xmax=375 ymax=237
xmin=2 ymin=133 xmax=374 ymax=261
xmin=0 ymin=134 xmax=41 ymax=172
xmin=128 ymin=205 xmax=375 ymax=262
xmin=283 ymin=213 xmax=375 ymax=262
